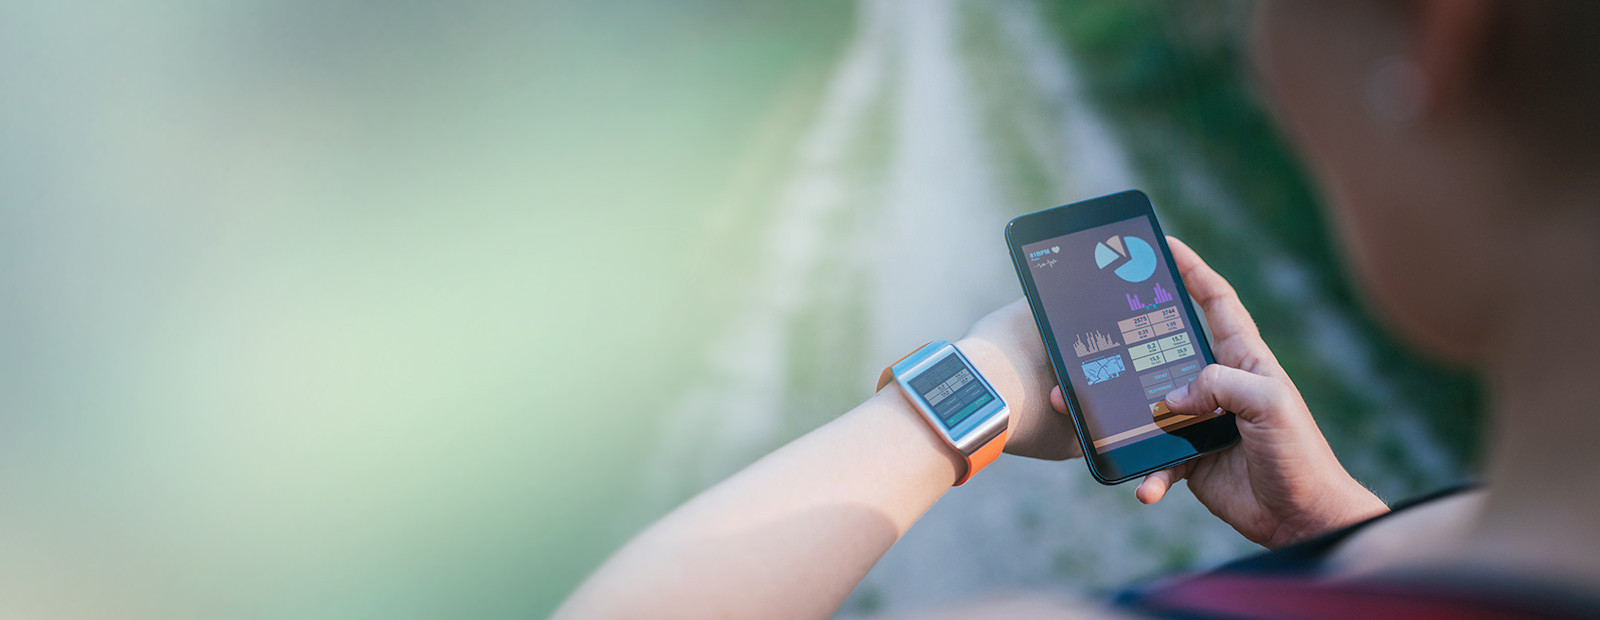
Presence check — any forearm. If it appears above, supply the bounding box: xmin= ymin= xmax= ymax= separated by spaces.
xmin=554 ymin=387 xmax=962 ymax=620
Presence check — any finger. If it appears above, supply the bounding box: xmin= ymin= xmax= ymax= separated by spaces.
xmin=1050 ymin=385 xmax=1067 ymax=413
xmin=1165 ymin=236 xmax=1251 ymax=338
xmin=1135 ymin=461 xmax=1193 ymax=504
xmin=1164 ymin=237 xmax=1283 ymax=377
xmin=1163 ymin=364 xmax=1298 ymax=427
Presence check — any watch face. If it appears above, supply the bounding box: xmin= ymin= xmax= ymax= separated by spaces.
xmin=891 ymin=343 xmax=1008 ymax=453
xmin=908 ymin=354 xmax=996 ymax=431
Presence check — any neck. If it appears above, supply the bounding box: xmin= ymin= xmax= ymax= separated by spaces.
xmin=1461 ymin=196 xmax=1600 ymax=586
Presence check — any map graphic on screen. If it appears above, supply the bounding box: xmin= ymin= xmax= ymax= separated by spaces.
xmin=1081 ymin=355 xmax=1126 ymax=385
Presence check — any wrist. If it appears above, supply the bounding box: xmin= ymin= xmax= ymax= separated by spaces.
xmin=955 ymin=336 xmax=1036 ymax=424
xmin=874 ymin=340 xmax=1013 ymax=485
xmin=955 ymin=336 xmax=1017 ymax=398
xmin=1332 ymin=478 xmax=1391 ymax=526
xmin=1277 ymin=476 xmax=1391 ymax=547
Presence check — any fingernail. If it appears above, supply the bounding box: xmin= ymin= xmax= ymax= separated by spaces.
xmin=1136 ymin=480 xmax=1157 ymax=504
xmin=1164 ymin=384 xmax=1188 ymax=405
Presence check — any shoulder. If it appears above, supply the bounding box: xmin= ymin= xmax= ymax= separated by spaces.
xmin=865 ymin=489 xmax=1488 ymax=620
xmin=1323 ymin=488 xmax=1487 ymax=577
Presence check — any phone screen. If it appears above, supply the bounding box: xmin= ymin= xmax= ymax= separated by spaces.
xmin=1020 ymin=215 xmax=1222 ymax=453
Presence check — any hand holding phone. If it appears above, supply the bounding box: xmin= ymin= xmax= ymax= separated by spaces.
xmin=1010 ymin=191 xmax=1387 ymax=545
xmin=1111 ymin=236 xmax=1389 ymax=547
xmin=1008 ymin=191 xmax=1237 ymax=484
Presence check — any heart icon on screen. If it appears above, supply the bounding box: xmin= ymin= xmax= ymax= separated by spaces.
xmin=1051 ymin=246 xmax=1059 ymax=253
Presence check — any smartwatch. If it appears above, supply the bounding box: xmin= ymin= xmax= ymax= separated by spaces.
xmin=877 ymin=341 xmax=1010 ymax=485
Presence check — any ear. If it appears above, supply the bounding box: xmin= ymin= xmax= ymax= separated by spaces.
xmin=1410 ymin=0 xmax=1497 ymax=114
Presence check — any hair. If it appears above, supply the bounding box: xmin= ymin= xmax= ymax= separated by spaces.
xmin=1484 ymin=1 xmax=1600 ymax=158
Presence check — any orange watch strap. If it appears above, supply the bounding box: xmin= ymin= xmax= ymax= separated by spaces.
xmin=954 ymin=426 xmax=1008 ymax=486
xmin=877 ymin=341 xmax=1008 ymax=486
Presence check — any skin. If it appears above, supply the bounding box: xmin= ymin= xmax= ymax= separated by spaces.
xmin=557 ymin=0 xmax=1600 ymax=617
xmin=1253 ymin=0 xmax=1600 ymax=588
xmin=1109 ymin=238 xmax=1387 ymax=548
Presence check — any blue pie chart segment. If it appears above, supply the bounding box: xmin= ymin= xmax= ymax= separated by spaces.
xmin=1094 ymin=242 xmax=1120 ymax=269
xmin=1114 ymin=236 xmax=1158 ymax=283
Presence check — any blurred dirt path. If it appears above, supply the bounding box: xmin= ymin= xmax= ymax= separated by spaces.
xmin=648 ymin=0 xmax=1450 ymax=616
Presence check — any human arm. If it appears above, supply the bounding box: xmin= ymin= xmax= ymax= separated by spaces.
xmin=553 ymin=386 xmax=960 ymax=620
xmin=553 ymin=301 xmax=1077 ymax=620
xmin=555 ymin=235 xmax=1393 ymax=618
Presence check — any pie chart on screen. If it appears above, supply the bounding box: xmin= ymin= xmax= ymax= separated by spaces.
xmin=1094 ymin=235 xmax=1157 ymax=283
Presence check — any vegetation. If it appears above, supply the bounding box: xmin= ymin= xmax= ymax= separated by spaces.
xmin=1039 ymin=1 xmax=1483 ymax=474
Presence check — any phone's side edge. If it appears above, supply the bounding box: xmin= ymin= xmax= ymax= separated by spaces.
xmin=1005 ymin=215 xmax=1118 ymax=484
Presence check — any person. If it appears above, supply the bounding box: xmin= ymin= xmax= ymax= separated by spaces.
xmin=555 ymin=1 xmax=1600 ymax=618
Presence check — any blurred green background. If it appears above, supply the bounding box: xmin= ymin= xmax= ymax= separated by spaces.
xmin=0 ymin=1 xmax=1478 ymax=618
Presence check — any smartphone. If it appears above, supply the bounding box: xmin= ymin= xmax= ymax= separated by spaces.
xmin=1006 ymin=190 xmax=1238 ymax=484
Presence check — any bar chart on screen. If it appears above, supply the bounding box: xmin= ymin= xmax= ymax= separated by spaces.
xmin=1073 ymin=330 xmax=1120 ymax=357
xmin=1152 ymin=282 xmax=1172 ymax=304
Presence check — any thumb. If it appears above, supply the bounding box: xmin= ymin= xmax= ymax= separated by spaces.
xmin=1135 ymin=460 xmax=1194 ymax=504
xmin=1050 ymin=385 xmax=1068 ymax=414
xmin=1163 ymin=364 xmax=1294 ymax=426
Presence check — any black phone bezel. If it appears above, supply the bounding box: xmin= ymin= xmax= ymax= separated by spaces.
xmin=1005 ymin=190 xmax=1239 ymax=485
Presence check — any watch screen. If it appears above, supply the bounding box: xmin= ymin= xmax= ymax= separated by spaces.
xmin=908 ymin=354 xmax=995 ymax=430
xmin=1021 ymin=215 xmax=1221 ymax=452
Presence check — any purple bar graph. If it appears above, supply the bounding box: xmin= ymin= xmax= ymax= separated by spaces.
xmin=1126 ymin=293 xmax=1142 ymax=311
xmin=1153 ymin=283 xmax=1172 ymax=304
